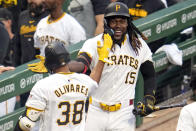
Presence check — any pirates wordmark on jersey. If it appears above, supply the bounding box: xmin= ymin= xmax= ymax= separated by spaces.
xmin=20 ymin=25 xmax=36 ymax=35
xmin=107 ymin=54 xmax=138 ymax=70
xmin=54 ymin=84 xmax=88 ymax=97
xmin=36 ymin=35 xmax=67 ymax=46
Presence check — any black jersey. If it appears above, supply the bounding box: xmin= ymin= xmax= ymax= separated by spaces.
xmin=18 ymin=10 xmax=48 ymax=64
xmin=0 ymin=22 xmax=9 ymax=65
xmin=118 ymin=0 xmax=165 ymax=20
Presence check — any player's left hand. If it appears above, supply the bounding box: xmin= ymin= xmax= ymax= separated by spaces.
xmin=97 ymin=34 xmax=113 ymax=63
xmin=28 ymin=55 xmax=48 ymax=73
xmin=136 ymin=95 xmax=156 ymax=117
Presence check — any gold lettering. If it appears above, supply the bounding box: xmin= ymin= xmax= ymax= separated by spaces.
xmin=134 ymin=59 xmax=138 ymax=69
xmin=59 ymin=88 xmax=64 ymax=95
xmin=63 ymin=86 xmax=67 ymax=93
xmin=20 ymin=25 xmax=36 ymax=35
xmin=45 ymin=35 xmax=49 ymax=43
xmin=129 ymin=56 xmax=134 ymax=67
xmin=111 ymin=55 xmax=117 ymax=64
xmin=85 ymin=88 xmax=88 ymax=96
xmin=65 ymin=85 xmax=69 ymax=92
xmin=129 ymin=8 xmax=148 ymax=19
xmin=70 ymin=84 xmax=75 ymax=92
xmin=50 ymin=36 xmax=54 ymax=43
xmin=55 ymin=39 xmax=60 ymax=42
xmin=81 ymin=86 xmax=85 ymax=94
xmin=116 ymin=5 xmax=120 ymax=11
xmin=118 ymin=55 xmax=124 ymax=65
xmin=124 ymin=55 xmax=129 ymax=65
xmin=54 ymin=90 xmax=61 ymax=97
xmin=76 ymin=85 xmax=80 ymax=92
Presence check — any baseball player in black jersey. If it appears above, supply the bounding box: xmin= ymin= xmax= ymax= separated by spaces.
xmin=17 ymin=0 xmax=48 ymax=107
xmin=17 ymin=0 xmax=48 ymax=65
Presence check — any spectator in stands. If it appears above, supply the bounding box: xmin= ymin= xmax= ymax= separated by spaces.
xmin=0 ymin=8 xmax=15 ymax=66
xmin=68 ymin=0 xmax=96 ymax=38
xmin=91 ymin=0 xmax=110 ymax=36
xmin=0 ymin=18 xmax=9 ymax=65
xmin=0 ymin=0 xmax=26 ymax=34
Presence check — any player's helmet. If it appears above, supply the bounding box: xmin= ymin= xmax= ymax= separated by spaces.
xmin=104 ymin=2 xmax=130 ymax=19
xmin=44 ymin=42 xmax=70 ymax=72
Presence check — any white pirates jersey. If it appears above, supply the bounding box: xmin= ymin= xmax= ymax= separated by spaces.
xmin=26 ymin=72 xmax=98 ymax=131
xmin=34 ymin=12 xmax=86 ymax=56
xmin=176 ymin=102 xmax=196 ymax=131
xmin=79 ymin=34 xmax=152 ymax=104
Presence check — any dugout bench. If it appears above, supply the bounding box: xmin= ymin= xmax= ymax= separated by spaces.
xmin=0 ymin=0 xmax=196 ymax=130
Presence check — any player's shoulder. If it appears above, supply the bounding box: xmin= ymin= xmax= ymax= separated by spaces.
xmin=138 ymin=37 xmax=147 ymax=45
xmin=63 ymin=13 xmax=77 ymax=20
xmin=19 ymin=10 xmax=29 ymax=17
xmin=84 ymin=34 xmax=102 ymax=44
xmin=34 ymin=74 xmax=53 ymax=85
xmin=37 ymin=15 xmax=49 ymax=24
xmin=183 ymin=102 xmax=196 ymax=110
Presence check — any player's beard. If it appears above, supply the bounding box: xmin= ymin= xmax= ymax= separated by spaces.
xmin=44 ymin=3 xmax=57 ymax=14
xmin=113 ymin=32 xmax=127 ymax=46
xmin=28 ymin=3 xmax=46 ymax=18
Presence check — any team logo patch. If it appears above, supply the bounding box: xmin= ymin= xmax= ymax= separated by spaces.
xmin=116 ymin=5 xmax=120 ymax=12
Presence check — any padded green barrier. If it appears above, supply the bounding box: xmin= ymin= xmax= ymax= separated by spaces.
xmin=0 ymin=108 xmax=25 ymax=131
xmin=134 ymin=0 xmax=196 ymax=43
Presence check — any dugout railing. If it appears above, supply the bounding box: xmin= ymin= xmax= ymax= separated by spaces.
xmin=0 ymin=0 xmax=196 ymax=130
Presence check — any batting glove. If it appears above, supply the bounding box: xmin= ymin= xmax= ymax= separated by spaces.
xmin=97 ymin=33 xmax=113 ymax=63
xmin=28 ymin=55 xmax=48 ymax=73
xmin=136 ymin=95 xmax=156 ymax=117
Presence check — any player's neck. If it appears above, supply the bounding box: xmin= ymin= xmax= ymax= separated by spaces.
xmin=54 ymin=66 xmax=70 ymax=74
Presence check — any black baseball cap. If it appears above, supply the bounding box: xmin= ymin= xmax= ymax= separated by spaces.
xmin=0 ymin=8 xmax=13 ymax=21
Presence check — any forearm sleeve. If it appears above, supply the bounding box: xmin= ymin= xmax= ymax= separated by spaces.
xmin=140 ymin=61 xmax=156 ymax=96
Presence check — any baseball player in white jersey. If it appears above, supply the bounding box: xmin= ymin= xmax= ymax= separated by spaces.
xmin=68 ymin=2 xmax=157 ymax=131
xmin=176 ymin=102 xmax=196 ymax=131
xmin=14 ymin=38 xmax=112 ymax=131
xmin=28 ymin=0 xmax=86 ymax=73
xmin=34 ymin=0 xmax=86 ymax=56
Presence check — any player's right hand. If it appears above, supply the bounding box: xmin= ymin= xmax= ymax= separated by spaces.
xmin=28 ymin=55 xmax=48 ymax=73
xmin=135 ymin=95 xmax=156 ymax=117
xmin=97 ymin=34 xmax=113 ymax=63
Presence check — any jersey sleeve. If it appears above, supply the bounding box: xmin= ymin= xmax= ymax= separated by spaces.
xmin=33 ymin=26 xmax=41 ymax=49
xmin=139 ymin=38 xmax=153 ymax=64
xmin=176 ymin=106 xmax=195 ymax=131
xmin=25 ymin=81 xmax=47 ymax=110
xmin=79 ymin=38 xmax=98 ymax=61
xmin=82 ymin=74 xmax=98 ymax=96
xmin=68 ymin=16 xmax=86 ymax=44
